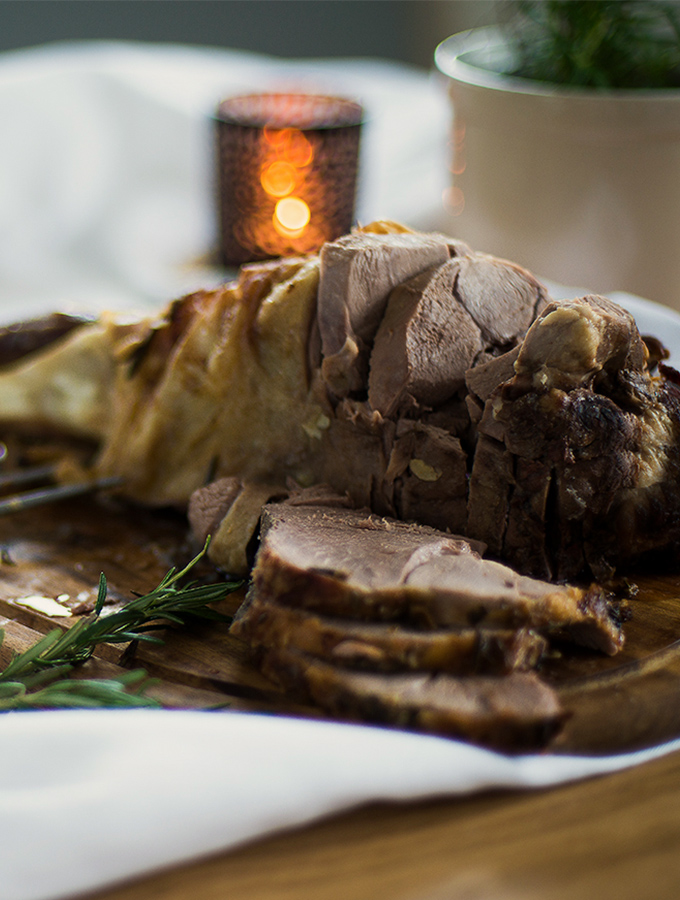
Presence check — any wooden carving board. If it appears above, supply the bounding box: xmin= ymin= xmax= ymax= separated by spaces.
xmin=1 ymin=494 xmax=680 ymax=756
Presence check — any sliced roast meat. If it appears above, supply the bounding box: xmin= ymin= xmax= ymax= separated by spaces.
xmin=368 ymin=260 xmax=483 ymax=416
xmin=503 ymin=457 xmax=554 ymax=580
xmin=317 ymin=231 xmax=452 ymax=396
xmin=311 ymin=399 xmax=397 ymax=515
xmin=384 ymin=419 xmax=468 ymax=534
xmin=367 ymin=252 xmax=550 ymax=419
xmin=454 ymin=253 xmax=550 ymax=348
xmin=189 ymin=478 xmax=287 ymax=575
xmin=232 ymin=591 xmax=548 ymax=675
xmin=465 ymin=435 xmax=513 ymax=558
xmin=187 ymin=476 xmax=243 ymax=545
xmin=465 ymin=346 xmax=520 ymax=404
xmin=420 ymin=395 xmax=472 ymax=438
xmin=251 ymin=503 xmax=623 ymax=654
xmin=284 ymin=482 xmax=354 ymax=508
xmin=258 ymin=645 xmax=564 ymax=751
xmin=311 ymin=402 xmax=470 ymax=531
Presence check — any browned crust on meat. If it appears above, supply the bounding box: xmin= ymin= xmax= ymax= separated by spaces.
xmin=232 ymin=591 xmax=549 ymax=675
xmin=258 ymin=645 xmax=565 ymax=751
xmin=252 ymin=503 xmax=623 ymax=654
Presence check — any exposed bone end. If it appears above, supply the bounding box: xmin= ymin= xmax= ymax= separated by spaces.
xmin=515 ymin=295 xmax=648 ymax=389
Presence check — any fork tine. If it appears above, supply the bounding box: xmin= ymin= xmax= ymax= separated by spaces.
xmin=0 ymin=464 xmax=58 ymax=490
xmin=0 ymin=476 xmax=122 ymax=515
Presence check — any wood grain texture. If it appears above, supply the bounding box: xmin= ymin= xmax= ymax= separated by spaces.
xmin=3 ymin=494 xmax=680 ymax=752
xmin=2 ymin=494 xmax=680 ymax=898
xmin=87 ymin=749 xmax=680 ymax=900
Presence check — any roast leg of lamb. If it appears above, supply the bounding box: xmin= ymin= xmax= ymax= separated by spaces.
xmin=466 ymin=295 xmax=680 ymax=581
xmin=0 ymin=225 xmax=676 ymax=584
xmin=1 ymin=223 xmax=679 ymax=749
xmin=0 ymin=221 xmax=553 ymax=568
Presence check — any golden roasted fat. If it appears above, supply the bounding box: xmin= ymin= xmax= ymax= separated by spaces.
xmin=94 ymin=258 xmax=327 ymax=505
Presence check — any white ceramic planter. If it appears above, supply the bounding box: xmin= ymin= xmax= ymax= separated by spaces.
xmin=435 ymin=27 xmax=680 ymax=311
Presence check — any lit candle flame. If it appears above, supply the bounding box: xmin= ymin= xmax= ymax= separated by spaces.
xmin=263 ymin=127 xmax=314 ymax=167
xmin=260 ymin=127 xmax=314 ymax=240
xmin=273 ymin=197 xmax=311 ymax=237
xmin=260 ymin=161 xmax=297 ymax=198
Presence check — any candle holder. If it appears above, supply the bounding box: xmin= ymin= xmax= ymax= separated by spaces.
xmin=215 ymin=93 xmax=363 ymax=266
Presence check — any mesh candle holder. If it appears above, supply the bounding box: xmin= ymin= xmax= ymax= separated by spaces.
xmin=215 ymin=93 xmax=363 ymax=266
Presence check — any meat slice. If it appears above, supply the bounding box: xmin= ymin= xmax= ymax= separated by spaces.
xmin=311 ymin=399 xmax=397 ymax=515
xmin=251 ymin=503 xmax=624 ymax=654
xmin=465 ymin=346 xmax=520 ymax=404
xmin=384 ymin=420 xmax=469 ymax=534
xmin=368 ymin=260 xmax=483 ymax=416
xmin=454 ymin=253 xmax=550 ymax=347
xmin=465 ymin=435 xmax=513 ymax=558
xmin=232 ymin=592 xmax=548 ymax=675
xmin=317 ymin=231 xmax=452 ymax=395
xmin=188 ymin=477 xmax=287 ymax=575
xmin=503 ymin=457 xmax=554 ymax=580
xmin=187 ymin=476 xmax=243 ymax=545
xmin=310 ymin=401 xmax=471 ymax=531
xmin=258 ymin=645 xmax=564 ymax=751
xmin=367 ymin=250 xmax=550 ymax=419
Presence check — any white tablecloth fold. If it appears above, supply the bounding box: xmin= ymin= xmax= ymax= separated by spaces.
xmin=3 ymin=709 xmax=680 ymax=900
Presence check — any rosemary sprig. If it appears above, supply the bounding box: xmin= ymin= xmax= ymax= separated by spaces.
xmin=0 ymin=540 xmax=241 ymax=710
xmin=0 ymin=670 xmax=158 ymax=710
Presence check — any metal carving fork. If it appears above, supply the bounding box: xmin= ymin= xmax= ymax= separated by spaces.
xmin=0 ymin=464 xmax=121 ymax=515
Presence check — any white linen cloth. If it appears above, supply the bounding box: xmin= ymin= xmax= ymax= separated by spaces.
xmin=0 ymin=40 xmax=451 ymax=322
xmin=2 ymin=710 xmax=680 ymax=900
xmin=1 ymin=41 xmax=680 ymax=900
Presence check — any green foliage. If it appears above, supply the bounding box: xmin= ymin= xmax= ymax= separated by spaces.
xmin=0 ymin=669 xmax=159 ymax=710
xmin=0 ymin=540 xmax=240 ymax=710
xmin=503 ymin=0 xmax=680 ymax=88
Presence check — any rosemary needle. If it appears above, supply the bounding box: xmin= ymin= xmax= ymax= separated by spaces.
xmin=0 ymin=671 xmax=159 ymax=710
xmin=0 ymin=539 xmax=242 ymax=710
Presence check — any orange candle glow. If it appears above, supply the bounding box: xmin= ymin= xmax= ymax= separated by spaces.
xmin=274 ymin=197 xmax=311 ymax=236
xmin=215 ymin=93 xmax=363 ymax=266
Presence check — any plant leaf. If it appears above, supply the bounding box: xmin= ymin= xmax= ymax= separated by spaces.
xmin=0 ymin=539 xmax=241 ymax=710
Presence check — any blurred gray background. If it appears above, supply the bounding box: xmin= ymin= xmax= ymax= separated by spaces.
xmin=0 ymin=1 xmax=499 ymax=69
